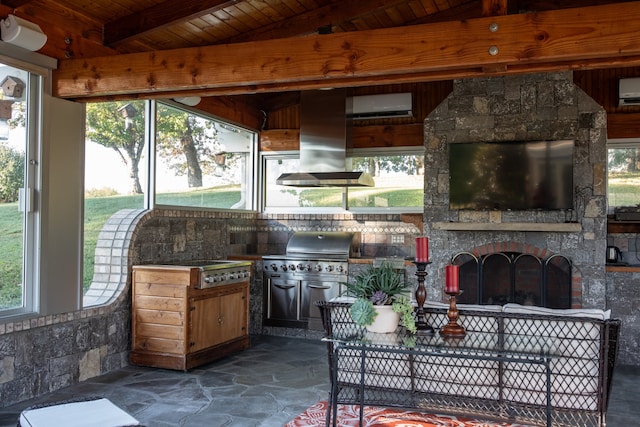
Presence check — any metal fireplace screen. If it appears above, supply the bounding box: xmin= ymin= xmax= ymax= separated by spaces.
xmin=451 ymin=251 xmax=572 ymax=309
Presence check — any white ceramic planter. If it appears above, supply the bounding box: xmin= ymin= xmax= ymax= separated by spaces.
xmin=366 ymin=305 xmax=400 ymax=333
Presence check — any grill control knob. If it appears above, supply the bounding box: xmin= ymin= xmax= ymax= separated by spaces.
xmin=204 ymin=275 xmax=214 ymax=283
xmin=288 ymin=264 xmax=296 ymax=272
xmin=227 ymin=273 xmax=236 ymax=280
xmin=314 ymin=264 xmax=323 ymax=272
xmin=325 ymin=265 xmax=334 ymax=272
xmin=220 ymin=273 xmax=228 ymax=282
xmin=336 ymin=265 xmax=344 ymax=273
xmin=280 ymin=264 xmax=288 ymax=271
xmin=270 ymin=264 xmax=278 ymax=271
xmin=298 ymin=264 xmax=311 ymax=272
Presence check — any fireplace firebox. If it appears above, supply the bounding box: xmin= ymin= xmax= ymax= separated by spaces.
xmin=451 ymin=251 xmax=572 ymax=308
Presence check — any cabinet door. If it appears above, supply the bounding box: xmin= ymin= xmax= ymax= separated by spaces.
xmin=190 ymin=296 xmax=223 ymax=352
xmin=217 ymin=288 xmax=248 ymax=344
xmin=189 ymin=284 xmax=248 ymax=353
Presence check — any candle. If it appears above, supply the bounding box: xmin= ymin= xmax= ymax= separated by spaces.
xmin=415 ymin=237 xmax=429 ymax=262
xmin=445 ymin=264 xmax=460 ymax=293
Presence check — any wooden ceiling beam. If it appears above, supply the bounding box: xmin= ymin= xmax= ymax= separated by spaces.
xmin=103 ymin=0 xmax=238 ymax=46
xmin=54 ymin=2 xmax=640 ymax=100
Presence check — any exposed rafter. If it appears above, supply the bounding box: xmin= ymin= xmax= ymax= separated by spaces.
xmin=54 ymin=2 xmax=640 ymax=100
xmin=103 ymin=0 xmax=237 ymax=46
xmin=482 ymin=0 xmax=508 ymax=16
xmin=218 ymin=0 xmax=411 ymax=44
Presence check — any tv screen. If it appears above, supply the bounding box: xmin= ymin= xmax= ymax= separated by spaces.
xmin=449 ymin=140 xmax=574 ymax=210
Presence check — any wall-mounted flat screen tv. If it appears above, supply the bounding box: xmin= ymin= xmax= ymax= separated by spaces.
xmin=449 ymin=140 xmax=574 ymax=210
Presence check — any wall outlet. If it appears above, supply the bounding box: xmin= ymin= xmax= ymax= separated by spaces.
xmin=391 ymin=234 xmax=405 ymax=244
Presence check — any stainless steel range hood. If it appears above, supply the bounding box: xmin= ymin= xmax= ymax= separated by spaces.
xmin=276 ymin=89 xmax=374 ymax=187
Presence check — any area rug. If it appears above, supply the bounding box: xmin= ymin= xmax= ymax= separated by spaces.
xmin=284 ymin=401 xmax=534 ymax=427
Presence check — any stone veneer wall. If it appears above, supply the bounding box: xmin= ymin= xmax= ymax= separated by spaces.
xmin=422 ymin=72 xmax=625 ymax=350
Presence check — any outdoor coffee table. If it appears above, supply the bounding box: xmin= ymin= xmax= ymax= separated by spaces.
xmin=324 ymin=329 xmax=558 ymax=427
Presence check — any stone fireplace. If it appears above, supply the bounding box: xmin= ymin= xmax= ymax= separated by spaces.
xmin=422 ymin=72 xmax=607 ymax=310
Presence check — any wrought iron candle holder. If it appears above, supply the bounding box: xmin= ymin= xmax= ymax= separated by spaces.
xmin=440 ymin=291 xmax=466 ymax=338
xmin=412 ymin=260 xmax=434 ymax=335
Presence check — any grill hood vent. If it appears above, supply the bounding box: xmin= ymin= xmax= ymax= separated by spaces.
xmin=275 ymin=89 xmax=374 ymax=187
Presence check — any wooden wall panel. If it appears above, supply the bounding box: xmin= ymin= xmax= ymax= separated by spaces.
xmin=574 ymin=68 xmax=640 ymax=139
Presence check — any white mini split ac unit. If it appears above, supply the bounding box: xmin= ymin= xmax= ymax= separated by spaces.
xmin=349 ymin=93 xmax=413 ymax=119
xmin=618 ymin=78 xmax=640 ymax=106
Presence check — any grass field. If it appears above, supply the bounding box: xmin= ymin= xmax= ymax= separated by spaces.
xmin=608 ymin=171 xmax=640 ymax=207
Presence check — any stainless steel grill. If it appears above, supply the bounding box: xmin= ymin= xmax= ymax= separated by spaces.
xmin=263 ymin=232 xmax=358 ymax=330
xmin=176 ymin=260 xmax=253 ymax=289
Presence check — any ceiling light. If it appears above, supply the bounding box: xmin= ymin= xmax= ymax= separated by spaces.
xmin=173 ymin=96 xmax=201 ymax=106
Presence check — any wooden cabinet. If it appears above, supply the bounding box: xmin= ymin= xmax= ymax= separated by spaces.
xmin=130 ymin=265 xmax=250 ymax=371
xmin=607 ymin=220 xmax=640 ymax=233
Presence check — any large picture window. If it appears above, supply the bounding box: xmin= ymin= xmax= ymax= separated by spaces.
xmin=262 ymin=149 xmax=424 ymax=212
xmin=155 ymin=103 xmax=256 ymax=210
xmin=262 ymin=155 xmax=344 ymax=211
xmin=84 ymin=100 xmax=147 ymax=296
xmin=348 ymin=151 xmax=424 ymax=210
xmin=0 ymin=62 xmax=39 ymax=316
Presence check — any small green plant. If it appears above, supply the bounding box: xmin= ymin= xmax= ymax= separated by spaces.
xmin=393 ymin=295 xmax=417 ymax=334
xmin=343 ymin=261 xmax=416 ymax=333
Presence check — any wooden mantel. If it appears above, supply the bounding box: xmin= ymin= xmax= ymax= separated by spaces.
xmin=54 ymin=2 xmax=640 ymax=100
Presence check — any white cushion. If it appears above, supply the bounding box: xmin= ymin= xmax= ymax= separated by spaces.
xmin=19 ymin=398 xmax=139 ymax=427
xmin=503 ymin=303 xmax=611 ymax=320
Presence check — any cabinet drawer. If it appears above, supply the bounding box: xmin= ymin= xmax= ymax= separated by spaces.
xmin=135 ymin=308 xmax=184 ymax=326
xmin=135 ymin=322 xmax=184 ymax=340
xmin=134 ymin=282 xmax=184 ymax=298
xmin=135 ymin=295 xmax=185 ymax=311
xmin=134 ymin=336 xmax=184 ymax=354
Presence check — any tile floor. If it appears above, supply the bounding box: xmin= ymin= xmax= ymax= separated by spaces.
xmin=0 ymin=335 xmax=637 ymax=427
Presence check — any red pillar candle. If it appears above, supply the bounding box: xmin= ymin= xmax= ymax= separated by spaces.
xmin=445 ymin=264 xmax=460 ymax=293
xmin=415 ymin=237 xmax=429 ymax=262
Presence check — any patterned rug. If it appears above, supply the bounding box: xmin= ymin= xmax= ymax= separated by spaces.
xmin=285 ymin=401 xmax=534 ymax=427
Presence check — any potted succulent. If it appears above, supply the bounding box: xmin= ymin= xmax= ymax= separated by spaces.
xmin=343 ymin=261 xmax=417 ymax=334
